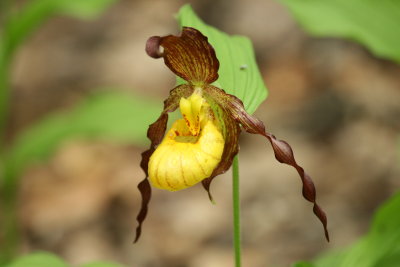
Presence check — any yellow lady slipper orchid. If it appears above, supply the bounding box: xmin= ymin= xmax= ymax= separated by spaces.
xmin=148 ymin=89 xmax=224 ymax=191
xmin=134 ymin=27 xmax=329 ymax=243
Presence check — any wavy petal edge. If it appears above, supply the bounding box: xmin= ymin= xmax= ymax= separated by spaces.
xmin=205 ymin=85 xmax=330 ymax=242
xmin=134 ymin=84 xmax=194 ymax=243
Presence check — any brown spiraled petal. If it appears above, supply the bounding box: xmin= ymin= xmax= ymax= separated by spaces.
xmin=202 ymin=91 xmax=241 ymax=201
xmin=145 ymin=36 xmax=163 ymax=58
xmin=204 ymin=85 xmax=329 ymax=241
xmin=134 ymin=178 xmax=151 ymax=243
xmin=158 ymin=27 xmax=219 ymax=85
xmin=134 ymin=84 xmax=194 ymax=242
xmin=264 ymin=134 xmax=329 ymax=241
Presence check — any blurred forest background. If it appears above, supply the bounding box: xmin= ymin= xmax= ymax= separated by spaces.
xmin=1 ymin=0 xmax=400 ymax=266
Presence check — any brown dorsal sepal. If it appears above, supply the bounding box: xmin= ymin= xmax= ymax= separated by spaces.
xmin=150 ymin=27 xmax=219 ymax=84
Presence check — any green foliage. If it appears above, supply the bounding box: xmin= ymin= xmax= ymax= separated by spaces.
xmin=80 ymin=262 xmax=126 ymax=267
xmin=7 ymin=252 xmax=126 ymax=267
xmin=7 ymin=252 xmax=68 ymax=267
xmin=279 ymin=0 xmax=400 ymax=63
xmin=4 ymin=91 xmax=160 ymax=183
xmin=281 ymin=2 xmax=400 ymax=264
xmin=0 ymin=0 xmax=116 ymax=134
xmin=292 ymin=262 xmax=315 ymax=267
xmin=176 ymin=4 xmax=268 ymax=114
xmin=0 ymin=0 xmax=119 ymax=262
xmin=295 ymin=192 xmax=400 ymax=267
xmin=1 ymin=90 xmax=161 ymax=263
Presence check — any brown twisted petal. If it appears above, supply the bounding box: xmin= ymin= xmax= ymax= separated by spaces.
xmin=202 ymin=91 xmax=241 ymax=201
xmin=204 ymin=85 xmax=330 ymax=242
xmin=148 ymin=27 xmax=219 ymax=85
xmin=134 ymin=84 xmax=194 ymax=243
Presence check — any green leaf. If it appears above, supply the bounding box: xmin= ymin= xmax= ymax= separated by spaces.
xmin=4 ymin=91 xmax=161 ymax=183
xmin=312 ymin=250 xmax=347 ymax=267
xmin=80 ymin=262 xmax=126 ymax=267
xmin=301 ymin=192 xmax=400 ymax=267
xmin=371 ymin=190 xmax=400 ymax=234
xmin=6 ymin=252 xmax=127 ymax=267
xmin=176 ymin=4 xmax=268 ymax=114
xmin=292 ymin=261 xmax=315 ymax=267
xmin=0 ymin=0 xmax=116 ymax=141
xmin=279 ymin=0 xmax=400 ymax=63
xmin=7 ymin=252 xmax=68 ymax=267
xmin=335 ymin=193 xmax=400 ymax=267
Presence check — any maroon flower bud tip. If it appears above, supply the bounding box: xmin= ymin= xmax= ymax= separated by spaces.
xmin=146 ymin=36 xmax=163 ymax=58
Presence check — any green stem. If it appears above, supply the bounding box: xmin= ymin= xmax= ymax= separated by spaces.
xmin=232 ymin=155 xmax=241 ymax=267
xmin=0 ymin=59 xmax=16 ymax=265
xmin=0 ymin=2 xmax=16 ymax=263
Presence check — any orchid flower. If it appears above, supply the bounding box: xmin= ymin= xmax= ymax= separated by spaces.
xmin=134 ymin=27 xmax=329 ymax=242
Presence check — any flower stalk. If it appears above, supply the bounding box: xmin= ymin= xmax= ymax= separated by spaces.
xmin=232 ymin=155 xmax=241 ymax=267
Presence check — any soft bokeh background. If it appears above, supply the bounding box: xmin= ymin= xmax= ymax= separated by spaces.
xmin=4 ymin=0 xmax=400 ymax=266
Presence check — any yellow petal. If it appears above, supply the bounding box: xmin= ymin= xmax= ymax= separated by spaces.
xmin=148 ymin=119 xmax=224 ymax=191
xmin=179 ymin=90 xmax=204 ymax=136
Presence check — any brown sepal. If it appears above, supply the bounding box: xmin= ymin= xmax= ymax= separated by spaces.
xmin=151 ymin=27 xmax=219 ymax=85
xmin=202 ymin=89 xmax=241 ymax=201
xmin=205 ymin=85 xmax=330 ymax=242
xmin=134 ymin=177 xmax=151 ymax=243
xmin=134 ymin=84 xmax=194 ymax=243
xmin=264 ymin=135 xmax=329 ymax=242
